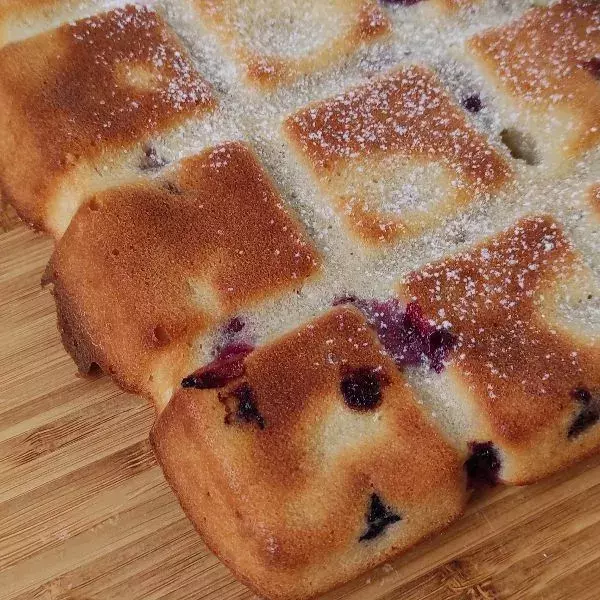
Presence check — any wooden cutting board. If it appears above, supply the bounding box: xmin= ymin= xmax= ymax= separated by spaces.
xmin=2 ymin=205 xmax=600 ymax=600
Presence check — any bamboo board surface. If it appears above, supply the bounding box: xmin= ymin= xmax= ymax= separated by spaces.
xmin=1 ymin=210 xmax=600 ymax=600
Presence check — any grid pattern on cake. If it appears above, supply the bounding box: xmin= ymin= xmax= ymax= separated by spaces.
xmin=2 ymin=1 xmax=600 ymax=599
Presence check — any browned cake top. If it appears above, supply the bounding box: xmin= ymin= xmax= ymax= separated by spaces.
xmin=154 ymin=306 xmax=465 ymax=568
xmin=192 ymin=0 xmax=390 ymax=88
xmin=285 ymin=66 xmax=509 ymax=183
xmin=284 ymin=66 xmax=511 ymax=245
xmin=0 ymin=4 xmax=215 ymax=231
xmin=48 ymin=142 xmax=321 ymax=399
xmin=469 ymin=0 xmax=600 ymax=157
xmin=406 ymin=216 xmax=600 ymax=446
xmin=0 ymin=5 xmax=213 ymax=160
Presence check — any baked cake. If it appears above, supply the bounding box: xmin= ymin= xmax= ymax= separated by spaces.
xmin=2 ymin=1 xmax=600 ymax=599
xmin=152 ymin=306 xmax=467 ymax=599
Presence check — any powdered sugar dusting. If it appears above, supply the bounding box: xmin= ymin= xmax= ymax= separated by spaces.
xmin=2 ymin=0 xmax=600 ymax=489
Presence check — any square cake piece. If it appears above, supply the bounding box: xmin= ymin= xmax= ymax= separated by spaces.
xmin=46 ymin=142 xmax=322 ymax=408
xmin=404 ymin=215 xmax=600 ymax=485
xmin=0 ymin=5 xmax=215 ymax=236
xmin=152 ymin=305 xmax=467 ymax=600
xmin=191 ymin=0 xmax=390 ymax=88
xmin=468 ymin=0 xmax=600 ymax=170
xmin=284 ymin=66 xmax=511 ymax=248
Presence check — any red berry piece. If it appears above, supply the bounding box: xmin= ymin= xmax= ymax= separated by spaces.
xmin=181 ymin=342 xmax=254 ymax=389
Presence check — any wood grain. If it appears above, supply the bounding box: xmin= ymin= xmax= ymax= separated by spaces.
xmin=0 ymin=193 xmax=20 ymax=234
xmin=1 ymin=212 xmax=600 ymax=600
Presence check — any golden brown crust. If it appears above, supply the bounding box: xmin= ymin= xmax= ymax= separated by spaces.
xmin=192 ymin=0 xmax=390 ymax=89
xmin=47 ymin=142 xmax=322 ymax=405
xmin=284 ymin=66 xmax=511 ymax=246
xmin=0 ymin=5 xmax=215 ymax=235
xmin=405 ymin=215 xmax=600 ymax=483
xmin=468 ymin=0 xmax=600 ymax=163
xmin=152 ymin=306 xmax=467 ymax=600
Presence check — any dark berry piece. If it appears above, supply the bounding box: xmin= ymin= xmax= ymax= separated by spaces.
xmin=462 ymin=94 xmax=483 ymax=113
xmin=428 ymin=327 xmax=458 ymax=373
xmin=181 ymin=342 xmax=254 ymax=389
xmin=569 ymin=410 xmax=599 ymax=439
xmin=224 ymin=383 xmax=265 ymax=429
xmin=583 ymin=57 xmax=600 ymax=80
xmin=140 ymin=146 xmax=168 ymax=171
xmin=341 ymin=368 xmax=386 ymax=411
xmin=225 ymin=316 xmax=245 ymax=334
xmin=572 ymin=387 xmax=592 ymax=404
xmin=359 ymin=493 xmax=402 ymax=542
xmin=568 ymin=387 xmax=600 ymax=439
xmin=337 ymin=297 xmax=456 ymax=373
xmin=465 ymin=442 xmax=501 ymax=488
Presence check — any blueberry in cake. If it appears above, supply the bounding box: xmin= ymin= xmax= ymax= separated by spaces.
xmin=2 ymin=1 xmax=600 ymax=599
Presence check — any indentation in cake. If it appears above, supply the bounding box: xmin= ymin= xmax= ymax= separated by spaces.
xmin=465 ymin=442 xmax=501 ymax=488
xmin=340 ymin=367 xmax=387 ymax=411
xmin=500 ymin=128 xmax=539 ymax=166
xmin=140 ymin=146 xmax=168 ymax=171
xmin=221 ymin=382 xmax=266 ymax=429
xmin=335 ymin=297 xmax=456 ymax=372
xmin=181 ymin=342 xmax=254 ymax=389
xmin=568 ymin=387 xmax=600 ymax=439
xmin=152 ymin=324 xmax=171 ymax=347
xmin=87 ymin=197 xmax=103 ymax=212
xmin=359 ymin=493 xmax=402 ymax=542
